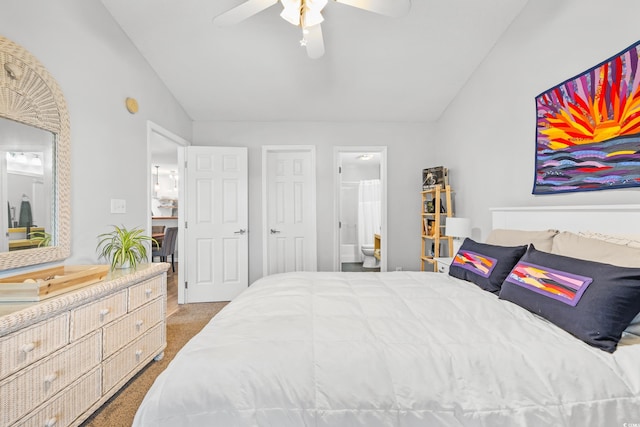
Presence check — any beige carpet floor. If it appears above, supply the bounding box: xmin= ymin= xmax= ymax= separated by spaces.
xmin=81 ymin=302 xmax=228 ymax=427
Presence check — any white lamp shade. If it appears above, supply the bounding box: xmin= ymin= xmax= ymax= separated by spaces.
xmin=445 ymin=217 xmax=471 ymax=239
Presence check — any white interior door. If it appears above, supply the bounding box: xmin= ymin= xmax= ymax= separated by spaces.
xmin=263 ymin=146 xmax=317 ymax=276
xmin=185 ymin=146 xmax=248 ymax=302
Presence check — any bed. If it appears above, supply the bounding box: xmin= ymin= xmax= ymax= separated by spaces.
xmin=133 ymin=206 xmax=640 ymax=426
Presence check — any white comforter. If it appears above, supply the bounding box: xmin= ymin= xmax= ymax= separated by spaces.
xmin=133 ymin=271 xmax=640 ymax=426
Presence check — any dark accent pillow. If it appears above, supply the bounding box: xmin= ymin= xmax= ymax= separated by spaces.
xmin=448 ymin=238 xmax=527 ymax=294
xmin=499 ymin=245 xmax=640 ymax=353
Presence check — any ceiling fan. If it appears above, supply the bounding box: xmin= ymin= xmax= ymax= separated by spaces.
xmin=213 ymin=0 xmax=411 ymax=59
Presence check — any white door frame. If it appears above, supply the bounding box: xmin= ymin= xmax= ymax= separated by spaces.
xmin=146 ymin=121 xmax=190 ymax=303
xmin=333 ymin=146 xmax=388 ymax=272
xmin=262 ymin=145 xmax=317 ymax=277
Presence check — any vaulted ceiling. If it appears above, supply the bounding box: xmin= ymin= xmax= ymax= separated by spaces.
xmin=101 ymin=0 xmax=529 ymax=122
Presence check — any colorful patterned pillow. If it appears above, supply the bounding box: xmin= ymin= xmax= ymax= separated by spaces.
xmin=499 ymin=245 xmax=640 ymax=353
xmin=448 ymin=238 xmax=527 ymax=294
xmin=567 ymin=232 xmax=640 ymax=336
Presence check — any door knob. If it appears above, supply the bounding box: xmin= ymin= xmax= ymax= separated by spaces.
xmin=234 ymin=229 xmax=246 ymax=235
xmin=270 ymin=229 xmax=281 ymax=234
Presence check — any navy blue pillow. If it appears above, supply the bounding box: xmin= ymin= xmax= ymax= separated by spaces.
xmin=448 ymin=238 xmax=527 ymax=294
xmin=499 ymin=245 xmax=640 ymax=353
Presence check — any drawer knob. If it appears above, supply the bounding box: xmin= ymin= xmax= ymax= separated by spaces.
xmin=44 ymin=417 xmax=57 ymax=427
xmin=21 ymin=342 xmax=36 ymax=353
xmin=145 ymin=288 xmax=153 ymax=297
xmin=99 ymin=308 xmax=110 ymax=317
xmin=135 ymin=349 xmax=143 ymax=361
xmin=44 ymin=373 xmax=58 ymax=384
xmin=136 ymin=319 xmax=144 ymax=328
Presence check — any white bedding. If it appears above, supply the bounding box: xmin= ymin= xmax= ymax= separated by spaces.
xmin=133 ymin=271 xmax=640 ymax=426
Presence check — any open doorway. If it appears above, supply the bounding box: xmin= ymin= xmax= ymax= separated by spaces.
xmin=147 ymin=121 xmax=189 ymax=307
xmin=334 ymin=147 xmax=387 ymax=272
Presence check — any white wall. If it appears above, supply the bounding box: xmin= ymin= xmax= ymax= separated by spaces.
xmin=0 ymin=1 xmax=436 ymax=280
xmin=193 ymin=121 xmax=435 ymax=283
xmin=9 ymin=0 xmax=624 ymax=279
xmin=0 ymin=0 xmax=192 ymax=267
xmin=435 ymin=0 xmax=640 ymax=241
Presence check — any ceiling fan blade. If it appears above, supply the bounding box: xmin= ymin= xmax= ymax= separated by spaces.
xmin=213 ymin=0 xmax=278 ymax=26
xmin=334 ymin=0 xmax=411 ymax=18
xmin=305 ymin=24 xmax=325 ymax=59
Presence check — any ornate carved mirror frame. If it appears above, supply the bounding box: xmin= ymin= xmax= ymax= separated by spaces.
xmin=0 ymin=35 xmax=70 ymax=270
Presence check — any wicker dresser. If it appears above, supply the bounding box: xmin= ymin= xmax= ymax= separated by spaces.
xmin=0 ymin=263 xmax=169 ymax=427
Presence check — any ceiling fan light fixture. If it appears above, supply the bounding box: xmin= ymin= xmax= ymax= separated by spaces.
xmin=214 ymin=0 xmax=410 ymax=59
xmin=280 ymin=0 xmax=327 ymax=27
xmin=303 ymin=11 xmax=324 ymax=27
xmin=280 ymin=1 xmax=301 ymax=25
xmin=303 ymin=0 xmax=328 ymax=27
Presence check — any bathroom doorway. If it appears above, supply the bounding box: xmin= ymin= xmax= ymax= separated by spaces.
xmin=334 ymin=147 xmax=387 ymax=272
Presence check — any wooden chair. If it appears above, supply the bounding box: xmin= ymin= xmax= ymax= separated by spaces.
xmin=152 ymin=225 xmax=166 ymax=246
xmin=152 ymin=227 xmax=178 ymax=272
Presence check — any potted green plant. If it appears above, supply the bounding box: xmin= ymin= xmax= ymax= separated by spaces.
xmin=28 ymin=230 xmax=51 ymax=247
xmin=96 ymin=225 xmax=157 ymax=270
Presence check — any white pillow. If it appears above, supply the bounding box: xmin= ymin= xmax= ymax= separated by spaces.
xmin=578 ymin=231 xmax=640 ymax=249
xmin=627 ymin=314 xmax=640 ymax=336
xmin=551 ymin=231 xmax=640 ymax=268
xmin=485 ymin=229 xmax=558 ymax=252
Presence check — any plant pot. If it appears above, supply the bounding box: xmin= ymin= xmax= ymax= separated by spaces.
xmin=115 ymin=260 xmax=131 ymax=269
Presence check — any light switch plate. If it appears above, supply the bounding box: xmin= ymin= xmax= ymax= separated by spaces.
xmin=110 ymin=198 xmax=126 ymax=214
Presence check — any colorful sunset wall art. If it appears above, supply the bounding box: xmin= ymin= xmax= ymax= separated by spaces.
xmin=534 ymin=40 xmax=640 ymax=194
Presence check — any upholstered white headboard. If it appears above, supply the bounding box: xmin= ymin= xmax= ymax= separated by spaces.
xmin=490 ymin=205 xmax=640 ymax=237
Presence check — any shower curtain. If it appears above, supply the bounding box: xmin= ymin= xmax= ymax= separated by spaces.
xmin=18 ymin=195 xmax=33 ymax=227
xmin=357 ymin=179 xmax=381 ymax=260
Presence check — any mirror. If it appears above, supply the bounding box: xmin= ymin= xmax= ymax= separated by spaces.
xmin=1 ymin=118 xmax=55 ymax=252
xmin=0 ymin=35 xmax=70 ymax=270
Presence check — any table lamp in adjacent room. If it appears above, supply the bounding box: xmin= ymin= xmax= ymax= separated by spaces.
xmin=446 ymin=217 xmax=471 ymax=256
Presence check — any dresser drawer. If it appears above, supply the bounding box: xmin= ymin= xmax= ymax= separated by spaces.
xmin=0 ymin=313 xmax=69 ymax=381
xmin=102 ymin=298 xmax=163 ymax=358
xmin=15 ymin=366 xmax=102 ymax=427
xmin=102 ymin=323 xmax=164 ymax=394
xmin=70 ymin=290 xmax=127 ymax=341
xmin=0 ymin=331 xmax=101 ymax=426
xmin=128 ymin=276 xmax=165 ymax=311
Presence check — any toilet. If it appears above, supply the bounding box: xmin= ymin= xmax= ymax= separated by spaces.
xmin=361 ymin=244 xmax=380 ymax=268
